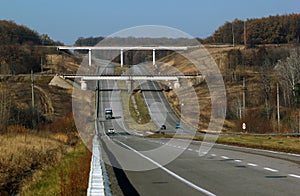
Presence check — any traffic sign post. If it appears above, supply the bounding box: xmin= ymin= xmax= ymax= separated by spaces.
xmin=242 ymin=122 xmax=246 ymax=132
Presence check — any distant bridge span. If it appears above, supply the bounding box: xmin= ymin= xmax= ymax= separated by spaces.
xmin=57 ymin=46 xmax=188 ymax=67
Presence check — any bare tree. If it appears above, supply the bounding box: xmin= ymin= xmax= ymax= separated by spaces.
xmin=260 ymin=59 xmax=272 ymax=119
xmin=0 ymin=86 xmax=11 ymax=131
xmin=275 ymin=49 xmax=300 ymax=106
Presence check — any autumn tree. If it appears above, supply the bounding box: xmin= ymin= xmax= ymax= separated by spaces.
xmin=275 ymin=49 xmax=300 ymax=106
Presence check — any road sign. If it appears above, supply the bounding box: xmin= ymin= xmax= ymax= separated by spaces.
xmin=242 ymin=123 xmax=246 ymax=130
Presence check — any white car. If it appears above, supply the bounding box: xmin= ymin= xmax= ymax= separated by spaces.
xmin=107 ymin=128 xmax=115 ymax=134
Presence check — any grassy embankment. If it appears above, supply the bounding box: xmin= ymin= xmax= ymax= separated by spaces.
xmin=21 ymin=141 xmax=91 ymax=196
xmin=0 ymin=114 xmax=91 ymax=195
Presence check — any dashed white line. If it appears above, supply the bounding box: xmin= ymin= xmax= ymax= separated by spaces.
xmin=263 ymin=167 xmax=278 ymax=172
xmin=188 ymin=148 xmax=193 ymax=151
xmin=247 ymin=163 xmax=258 ymax=167
xmin=211 ymin=154 xmax=216 ymax=157
xmin=221 ymin=156 xmax=229 ymax=159
xmin=234 ymin=160 xmax=242 ymax=163
xmin=288 ymin=174 xmax=300 ymax=179
xmin=116 ymin=140 xmax=216 ymax=196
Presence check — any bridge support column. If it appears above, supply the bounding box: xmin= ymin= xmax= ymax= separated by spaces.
xmin=120 ymin=49 xmax=124 ymax=67
xmin=174 ymin=79 xmax=180 ymax=89
xmin=88 ymin=49 xmax=92 ymax=66
xmin=129 ymin=80 xmax=134 ymax=93
xmin=80 ymin=80 xmax=87 ymax=90
xmin=153 ymin=49 xmax=155 ymax=65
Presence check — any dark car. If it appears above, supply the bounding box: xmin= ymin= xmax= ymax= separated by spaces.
xmin=160 ymin=125 xmax=166 ymax=130
xmin=107 ymin=128 xmax=115 ymax=134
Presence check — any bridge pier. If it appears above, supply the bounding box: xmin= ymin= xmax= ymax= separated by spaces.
xmin=174 ymin=79 xmax=181 ymax=89
xmin=81 ymin=80 xmax=87 ymax=90
xmin=153 ymin=49 xmax=156 ymax=65
xmin=120 ymin=49 xmax=124 ymax=67
xmin=88 ymin=49 xmax=92 ymax=66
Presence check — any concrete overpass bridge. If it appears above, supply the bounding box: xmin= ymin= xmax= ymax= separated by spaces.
xmin=57 ymin=46 xmax=188 ymax=67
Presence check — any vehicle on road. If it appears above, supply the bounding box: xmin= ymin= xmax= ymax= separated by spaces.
xmin=175 ymin=123 xmax=181 ymax=129
xmin=105 ymin=108 xmax=113 ymax=119
xmin=160 ymin=125 xmax=166 ymax=130
xmin=107 ymin=128 xmax=115 ymax=134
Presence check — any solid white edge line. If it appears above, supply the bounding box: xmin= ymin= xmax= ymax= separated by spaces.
xmin=263 ymin=167 xmax=278 ymax=172
xmin=208 ymin=142 xmax=300 ymax=157
xmin=115 ymin=140 xmax=216 ymax=196
xmin=288 ymin=174 xmax=300 ymax=179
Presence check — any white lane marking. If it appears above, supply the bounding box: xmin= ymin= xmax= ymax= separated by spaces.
xmin=234 ymin=160 xmax=242 ymax=163
xmin=115 ymin=140 xmax=216 ymax=196
xmin=211 ymin=154 xmax=216 ymax=157
xmin=188 ymin=148 xmax=193 ymax=151
xmin=247 ymin=163 xmax=258 ymax=167
xmin=264 ymin=167 xmax=278 ymax=172
xmin=288 ymin=174 xmax=300 ymax=179
xmin=221 ymin=156 xmax=229 ymax=159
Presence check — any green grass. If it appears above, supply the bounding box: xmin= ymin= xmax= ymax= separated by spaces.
xmin=129 ymin=92 xmax=151 ymax=124
xmin=119 ymin=88 xmax=156 ymax=131
xmin=21 ymin=142 xmax=91 ymax=196
xmin=216 ymin=135 xmax=300 ymax=154
xmin=148 ymin=133 xmax=300 ymax=154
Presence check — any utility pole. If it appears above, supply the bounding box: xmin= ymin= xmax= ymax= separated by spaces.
xmin=232 ymin=22 xmax=235 ymax=47
xmin=31 ymin=70 xmax=35 ymax=111
xmin=244 ymin=20 xmax=247 ymax=48
xmin=242 ymin=77 xmax=246 ymax=117
xmin=277 ymin=83 xmax=280 ymax=133
xmin=298 ymin=110 xmax=300 ymax=133
xmin=31 ymin=70 xmax=36 ymax=129
xmin=40 ymin=56 xmax=43 ymax=72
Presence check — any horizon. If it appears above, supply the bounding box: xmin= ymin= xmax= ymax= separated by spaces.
xmin=1 ymin=0 xmax=299 ymax=45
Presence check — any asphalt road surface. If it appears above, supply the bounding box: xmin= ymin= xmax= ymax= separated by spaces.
xmin=95 ymin=62 xmax=300 ymax=196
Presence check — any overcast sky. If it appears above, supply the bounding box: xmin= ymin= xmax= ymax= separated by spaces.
xmin=1 ymin=0 xmax=299 ymax=45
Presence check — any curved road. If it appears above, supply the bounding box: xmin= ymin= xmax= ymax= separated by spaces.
xmin=95 ymin=62 xmax=300 ymax=196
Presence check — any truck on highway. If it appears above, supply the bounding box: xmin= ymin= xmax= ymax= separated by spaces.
xmin=105 ymin=108 xmax=113 ymax=119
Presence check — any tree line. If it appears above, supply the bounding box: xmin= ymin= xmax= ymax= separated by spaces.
xmin=0 ymin=20 xmax=62 ymax=74
xmin=204 ymin=14 xmax=300 ymax=46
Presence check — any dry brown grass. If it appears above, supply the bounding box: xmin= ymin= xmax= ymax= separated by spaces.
xmin=0 ymin=113 xmax=79 ymax=195
xmin=0 ymin=128 xmax=65 ymax=194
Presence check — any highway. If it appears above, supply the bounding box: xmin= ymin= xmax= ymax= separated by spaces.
xmin=95 ymin=62 xmax=300 ymax=195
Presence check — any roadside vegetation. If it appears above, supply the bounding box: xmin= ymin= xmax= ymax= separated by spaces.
xmin=0 ymin=113 xmax=91 ymax=195
xmin=129 ymin=92 xmax=151 ymax=124
xmin=21 ymin=141 xmax=91 ymax=196
xmin=148 ymin=133 xmax=300 ymax=154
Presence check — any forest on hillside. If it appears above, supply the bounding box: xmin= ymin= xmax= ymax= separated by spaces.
xmin=0 ymin=20 xmax=62 ymax=74
xmin=204 ymin=14 xmax=300 ymax=46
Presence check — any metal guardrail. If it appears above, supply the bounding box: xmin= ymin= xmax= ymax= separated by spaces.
xmin=87 ymin=120 xmax=112 ymax=196
xmin=87 ymin=135 xmax=105 ymax=196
